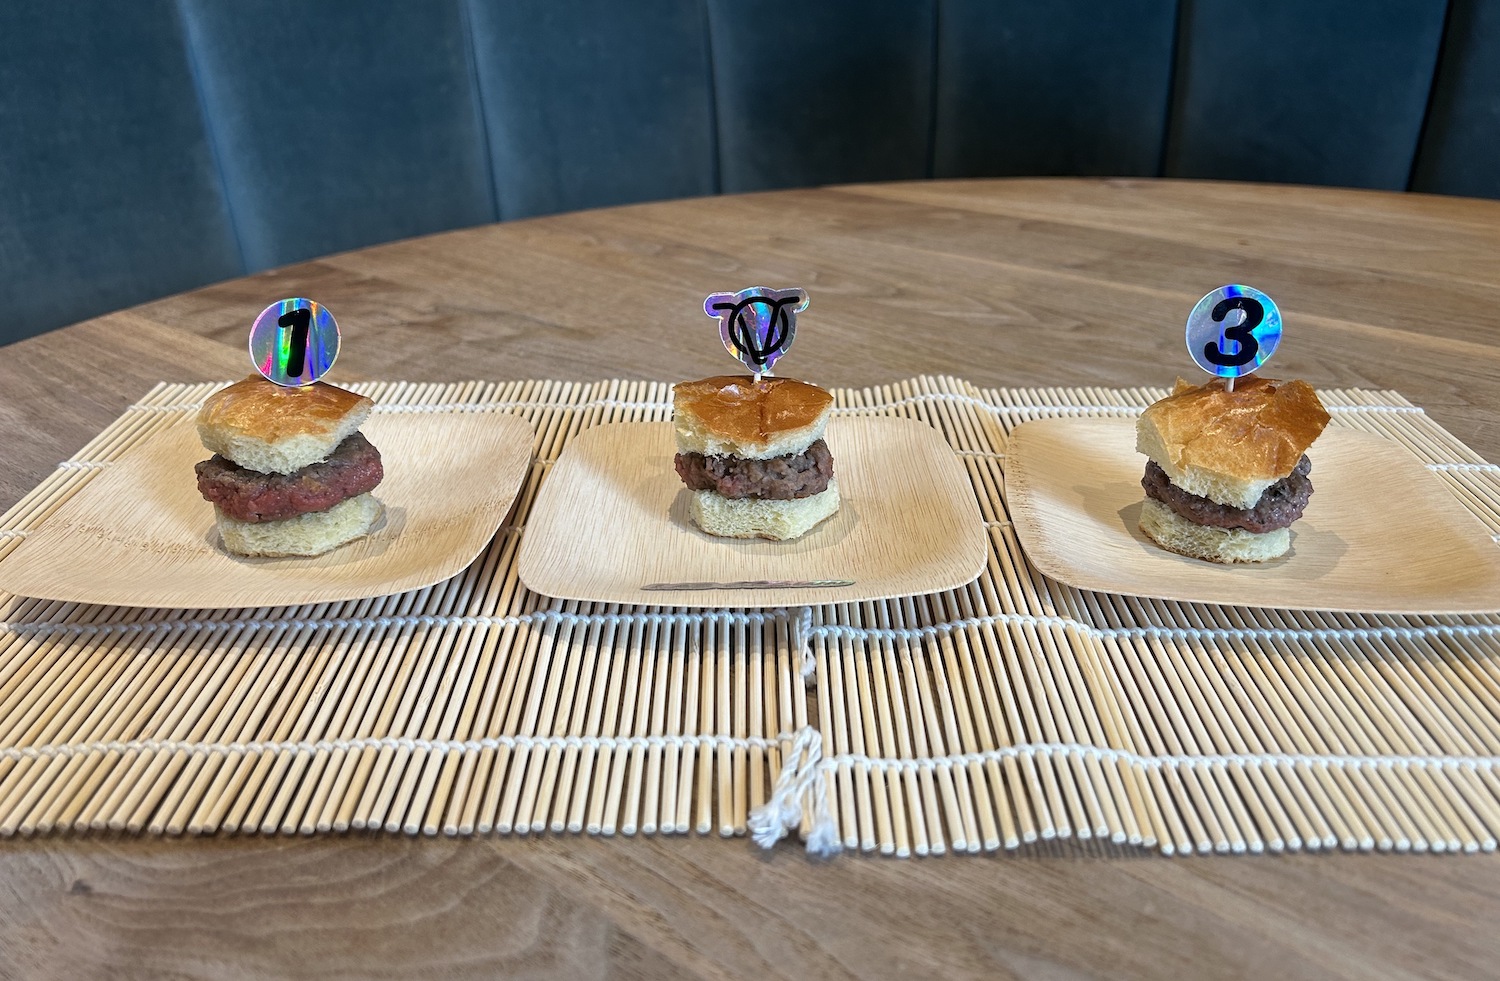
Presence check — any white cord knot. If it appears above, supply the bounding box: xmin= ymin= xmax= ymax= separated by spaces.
xmin=747 ymin=727 xmax=841 ymax=856
xmin=793 ymin=607 xmax=816 ymax=681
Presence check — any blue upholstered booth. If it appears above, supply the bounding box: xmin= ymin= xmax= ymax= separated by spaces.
xmin=2 ymin=0 xmax=1497 ymax=346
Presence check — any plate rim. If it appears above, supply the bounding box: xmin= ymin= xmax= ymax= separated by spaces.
xmin=517 ymin=415 xmax=987 ymax=608
xmin=0 ymin=408 xmax=535 ymax=609
xmin=1004 ymin=414 xmax=1500 ymax=615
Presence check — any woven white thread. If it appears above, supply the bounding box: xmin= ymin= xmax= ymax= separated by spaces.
xmin=372 ymin=399 xmax=668 ymax=415
xmin=793 ymin=607 xmax=816 ymax=679
xmin=818 ymin=741 xmax=1500 ymax=774
xmin=126 ymin=395 xmax=672 ymax=415
xmin=747 ymin=727 xmax=840 ymax=856
xmin=0 ymin=731 xmax=782 ymax=764
xmin=55 ymin=461 xmax=112 ymax=471
xmin=126 ymin=389 xmax=1425 ymax=419
xmin=1428 ymin=462 xmax=1500 ymax=473
xmin=125 ymin=402 xmax=205 ymax=413
xmin=3 ymin=607 xmax=795 ymax=639
xmin=953 ymin=449 xmax=1007 ymax=461
xmin=0 ymin=530 xmax=29 ymax=539
xmin=798 ymin=612 xmax=1500 ymax=649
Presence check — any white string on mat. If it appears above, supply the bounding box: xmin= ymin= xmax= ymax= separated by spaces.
xmin=747 ymin=727 xmax=840 ymax=857
xmin=1428 ymin=463 xmax=1500 ymax=473
xmin=795 ymin=611 xmax=1500 ymax=655
xmin=372 ymin=399 xmax=670 ymax=415
xmin=745 ymin=726 xmax=1500 ymax=857
xmin=54 ymin=461 xmax=112 ymax=471
xmin=122 ymin=396 xmax=673 ymax=415
xmin=2 ymin=607 xmax=802 ymax=639
xmin=0 ymin=731 xmax=782 ymax=763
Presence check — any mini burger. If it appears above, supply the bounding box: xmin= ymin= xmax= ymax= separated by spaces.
xmin=1136 ymin=376 xmax=1330 ymax=563
xmin=194 ymin=375 xmax=383 ymax=557
xmin=672 ymin=375 xmax=838 ymax=541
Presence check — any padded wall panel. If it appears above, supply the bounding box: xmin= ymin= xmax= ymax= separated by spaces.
xmin=467 ymin=0 xmax=717 ymax=219
xmin=179 ymin=0 xmax=494 ymax=270
xmin=0 ymin=1 xmax=241 ymax=343
xmin=934 ymin=0 xmax=1177 ymax=178
xmin=1165 ymin=0 xmax=1446 ymax=189
xmin=1412 ymin=0 xmax=1500 ymax=198
xmin=708 ymin=0 xmax=935 ymax=192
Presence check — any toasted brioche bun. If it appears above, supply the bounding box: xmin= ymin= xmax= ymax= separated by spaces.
xmin=674 ymin=375 xmax=834 ymax=460
xmin=1136 ymin=376 xmax=1329 ymax=509
xmin=1138 ymin=498 xmax=1289 ymax=564
xmin=688 ymin=481 xmax=839 ymax=541
xmin=198 ymin=375 xmax=374 ymax=475
xmin=215 ymin=493 xmax=381 ymax=557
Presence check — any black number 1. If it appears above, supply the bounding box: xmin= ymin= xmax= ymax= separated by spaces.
xmin=1203 ymin=296 xmax=1262 ymax=368
xmin=278 ymin=308 xmax=312 ymax=377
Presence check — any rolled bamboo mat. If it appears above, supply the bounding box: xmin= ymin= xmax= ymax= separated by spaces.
xmin=1 ymin=377 xmax=1498 ymax=856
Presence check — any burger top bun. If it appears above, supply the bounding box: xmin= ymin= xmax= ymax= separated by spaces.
xmin=673 ymin=375 xmax=835 ymax=460
xmin=1135 ymin=376 xmax=1330 ymax=509
xmin=196 ymin=375 xmax=375 ymax=475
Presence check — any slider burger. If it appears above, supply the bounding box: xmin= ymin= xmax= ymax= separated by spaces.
xmin=673 ymin=375 xmax=839 ymax=541
xmin=1136 ymin=376 xmax=1330 ymax=563
xmin=193 ymin=375 xmax=383 ymax=557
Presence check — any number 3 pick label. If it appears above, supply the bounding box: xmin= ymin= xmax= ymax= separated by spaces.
xmin=1185 ymin=285 xmax=1282 ymax=378
xmin=249 ymin=298 xmax=340 ymax=387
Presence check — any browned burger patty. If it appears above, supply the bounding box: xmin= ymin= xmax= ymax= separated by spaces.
xmin=674 ymin=439 xmax=833 ymax=500
xmin=1141 ymin=455 xmax=1312 ymax=534
xmin=195 ymin=433 xmax=383 ymax=523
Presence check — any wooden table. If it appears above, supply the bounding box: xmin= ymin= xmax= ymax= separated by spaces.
xmin=2 ymin=179 xmax=1498 ymax=979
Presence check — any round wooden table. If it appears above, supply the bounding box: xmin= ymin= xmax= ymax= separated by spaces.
xmin=2 ymin=179 xmax=1498 ymax=979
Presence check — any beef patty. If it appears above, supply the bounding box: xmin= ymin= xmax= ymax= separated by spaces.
xmin=196 ymin=433 xmax=383 ymax=523
xmin=1142 ymin=455 xmax=1312 ymax=533
xmin=674 ymin=439 xmax=833 ymax=500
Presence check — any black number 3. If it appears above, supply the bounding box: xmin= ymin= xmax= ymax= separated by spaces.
xmin=1203 ymin=297 xmax=1262 ymax=368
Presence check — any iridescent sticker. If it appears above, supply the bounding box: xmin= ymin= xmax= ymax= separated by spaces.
xmin=705 ymin=287 xmax=808 ymax=377
xmin=1185 ymin=284 xmax=1282 ymax=379
xmin=249 ymin=298 xmax=340 ymax=387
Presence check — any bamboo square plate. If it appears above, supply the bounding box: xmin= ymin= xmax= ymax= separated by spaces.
xmin=518 ymin=416 xmax=986 ymax=607
xmin=1004 ymin=416 xmax=1500 ymax=614
xmin=0 ymin=410 xmax=534 ymax=608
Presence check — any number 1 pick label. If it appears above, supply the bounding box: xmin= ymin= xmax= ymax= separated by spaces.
xmin=249 ymin=298 xmax=340 ymax=387
xmin=1185 ymin=285 xmax=1282 ymax=379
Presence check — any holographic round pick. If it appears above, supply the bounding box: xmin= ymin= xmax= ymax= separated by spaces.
xmin=249 ymin=298 xmax=340 ymax=387
xmin=704 ymin=287 xmax=809 ymax=376
xmin=1185 ymin=284 xmax=1282 ymax=379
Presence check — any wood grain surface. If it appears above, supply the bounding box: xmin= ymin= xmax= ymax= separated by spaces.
xmin=2 ymin=178 xmax=1499 ymax=979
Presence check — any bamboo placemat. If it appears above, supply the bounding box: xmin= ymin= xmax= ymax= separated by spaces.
xmin=1 ymin=377 xmax=1498 ymax=856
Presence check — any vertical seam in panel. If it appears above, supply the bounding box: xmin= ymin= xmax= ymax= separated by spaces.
xmin=1407 ymin=0 xmax=1457 ymax=192
xmin=926 ymin=0 xmax=940 ymax=178
xmin=173 ymin=0 xmax=247 ymax=273
xmin=459 ymin=0 xmax=502 ymax=220
xmin=1157 ymin=0 xmax=1188 ymax=177
xmin=703 ymin=0 xmax=723 ymax=194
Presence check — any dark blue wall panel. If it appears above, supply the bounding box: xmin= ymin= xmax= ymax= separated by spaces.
xmin=0 ymin=1 xmax=241 ymax=343
xmin=934 ymin=0 xmax=1178 ymax=178
xmin=1165 ymin=0 xmax=1446 ymax=189
xmin=467 ymin=0 xmax=717 ymax=219
xmin=1412 ymin=0 xmax=1500 ymax=197
xmin=178 ymin=0 xmax=495 ymax=270
xmin=708 ymin=0 xmax=936 ymax=192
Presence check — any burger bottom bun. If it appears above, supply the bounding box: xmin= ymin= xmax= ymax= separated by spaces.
xmin=688 ymin=480 xmax=840 ymax=542
xmin=1138 ymin=497 xmax=1290 ymax=564
xmin=215 ymin=493 xmax=381 ymax=558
